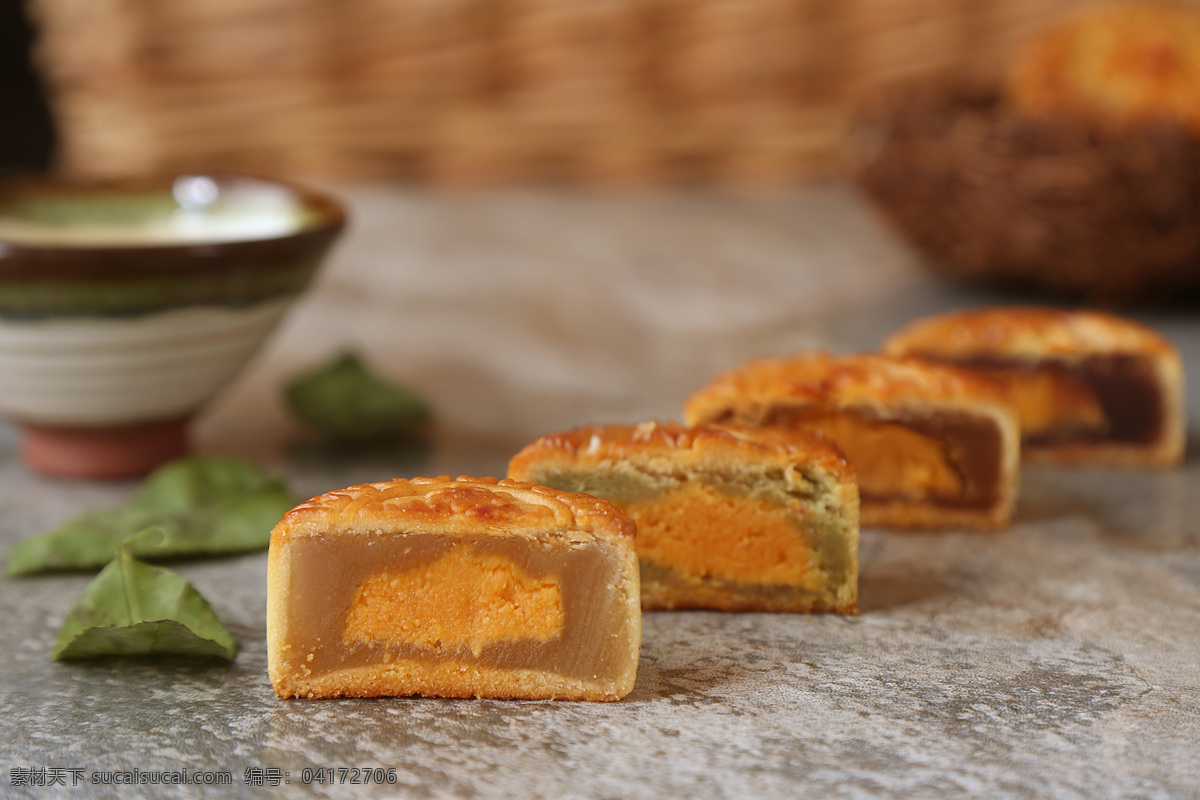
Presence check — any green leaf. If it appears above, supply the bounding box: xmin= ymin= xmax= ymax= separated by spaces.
xmin=5 ymin=456 xmax=295 ymax=576
xmin=285 ymin=351 xmax=431 ymax=443
xmin=53 ymin=547 xmax=235 ymax=661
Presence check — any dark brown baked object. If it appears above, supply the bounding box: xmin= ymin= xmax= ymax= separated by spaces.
xmin=509 ymin=421 xmax=859 ymax=613
xmin=853 ymin=81 xmax=1200 ymax=303
xmin=884 ymin=307 xmax=1185 ymax=467
xmin=683 ymin=353 xmax=1020 ymax=530
xmin=267 ymin=476 xmax=640 ymax=701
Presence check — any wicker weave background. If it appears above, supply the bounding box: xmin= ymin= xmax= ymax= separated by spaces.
xmin=29 ymin=0 xmax=1116 ymax=184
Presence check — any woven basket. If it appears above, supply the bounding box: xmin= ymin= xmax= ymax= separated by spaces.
xmin=854 ymin=81 xmax=1200 ymax=304
xmin=30 ymin=0 xmax=1105 ymax=184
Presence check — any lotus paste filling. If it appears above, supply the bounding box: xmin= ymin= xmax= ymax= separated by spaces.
xmin=279 ymin=532 xmax=628 ymax=683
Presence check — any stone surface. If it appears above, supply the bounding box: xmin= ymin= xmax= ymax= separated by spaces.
xmin=2 ymin=183 xmax=1198 ymax=799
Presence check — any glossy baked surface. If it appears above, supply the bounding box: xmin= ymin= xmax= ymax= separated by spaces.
xmin=683 ymin=353 xmax=1005 ymax=417
xmin=275 ymin=475 xmax=635 ymax=543
xmin=885 ymin=307 xmax=1179 ymax=360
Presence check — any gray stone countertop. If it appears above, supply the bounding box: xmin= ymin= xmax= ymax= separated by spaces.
xmin=1 ymin=183 xmax=1198 ymax=799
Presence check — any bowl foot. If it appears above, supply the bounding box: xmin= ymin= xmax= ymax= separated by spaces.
xmin=20 ymin=417 xmax=190 ymax=479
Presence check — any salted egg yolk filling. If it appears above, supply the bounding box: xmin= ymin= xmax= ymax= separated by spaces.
xmin=788 ymin=411 xmax=964 ymax=500
xmin=629 ymin=483 xmax=815 ymax=587
xmin=342 ymin=547 xmax=566 ymax=657
xmin=980 ymin=367 xmax=1105 ymax=435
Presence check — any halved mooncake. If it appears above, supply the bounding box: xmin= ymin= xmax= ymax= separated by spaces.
xmin=267 ymin=476 xmax=640 ymax=701
xmin=508 ymin=421 xmax=859 ymax=613
xmin=885 ymin=307 xmax=1185 ymax=467
xmin=683 ymin=353 xmax=1020 ymax=530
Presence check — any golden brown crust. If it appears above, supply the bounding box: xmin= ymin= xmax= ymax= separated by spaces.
xmin=884 ymin=307 xmax=1178 ymax=360
xmin=272 ymin=661 xmax=632 ymax=702
xmin=885 ymin=307 xmax=1186 ymax=468
xmin=273 ymin=475 xmax=636 ymax=546
xmin=682 ymin=352 xmax=1009 ymax=423
xmin=509 ymin=420 xmax=855 ymax=485
xmin=1007 ymin=1 xmax=1200 ymax=134
xmin=268 ymin=475 xmax=640 ymax=702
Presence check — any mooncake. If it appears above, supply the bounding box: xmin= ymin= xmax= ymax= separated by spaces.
xmin=1007 ymin=1 xmax=1200 ymax=134
xmin=884 ymin=307 xmax=1185 ymax=467
xmin=509 ymin=421 xmax=859 ymax=613
xmin=267 ymin=476 xmax=640 ymax=701
xmin=683 ymin=353 xmax=1020 ymax=530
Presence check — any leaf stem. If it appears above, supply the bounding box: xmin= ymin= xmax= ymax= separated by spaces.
xmin=117 ymin=545 xmax=143 ymax=623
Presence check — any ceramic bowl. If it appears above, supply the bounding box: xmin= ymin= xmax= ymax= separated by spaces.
xmin=0 ymin=174 xmax=345 ymax=478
